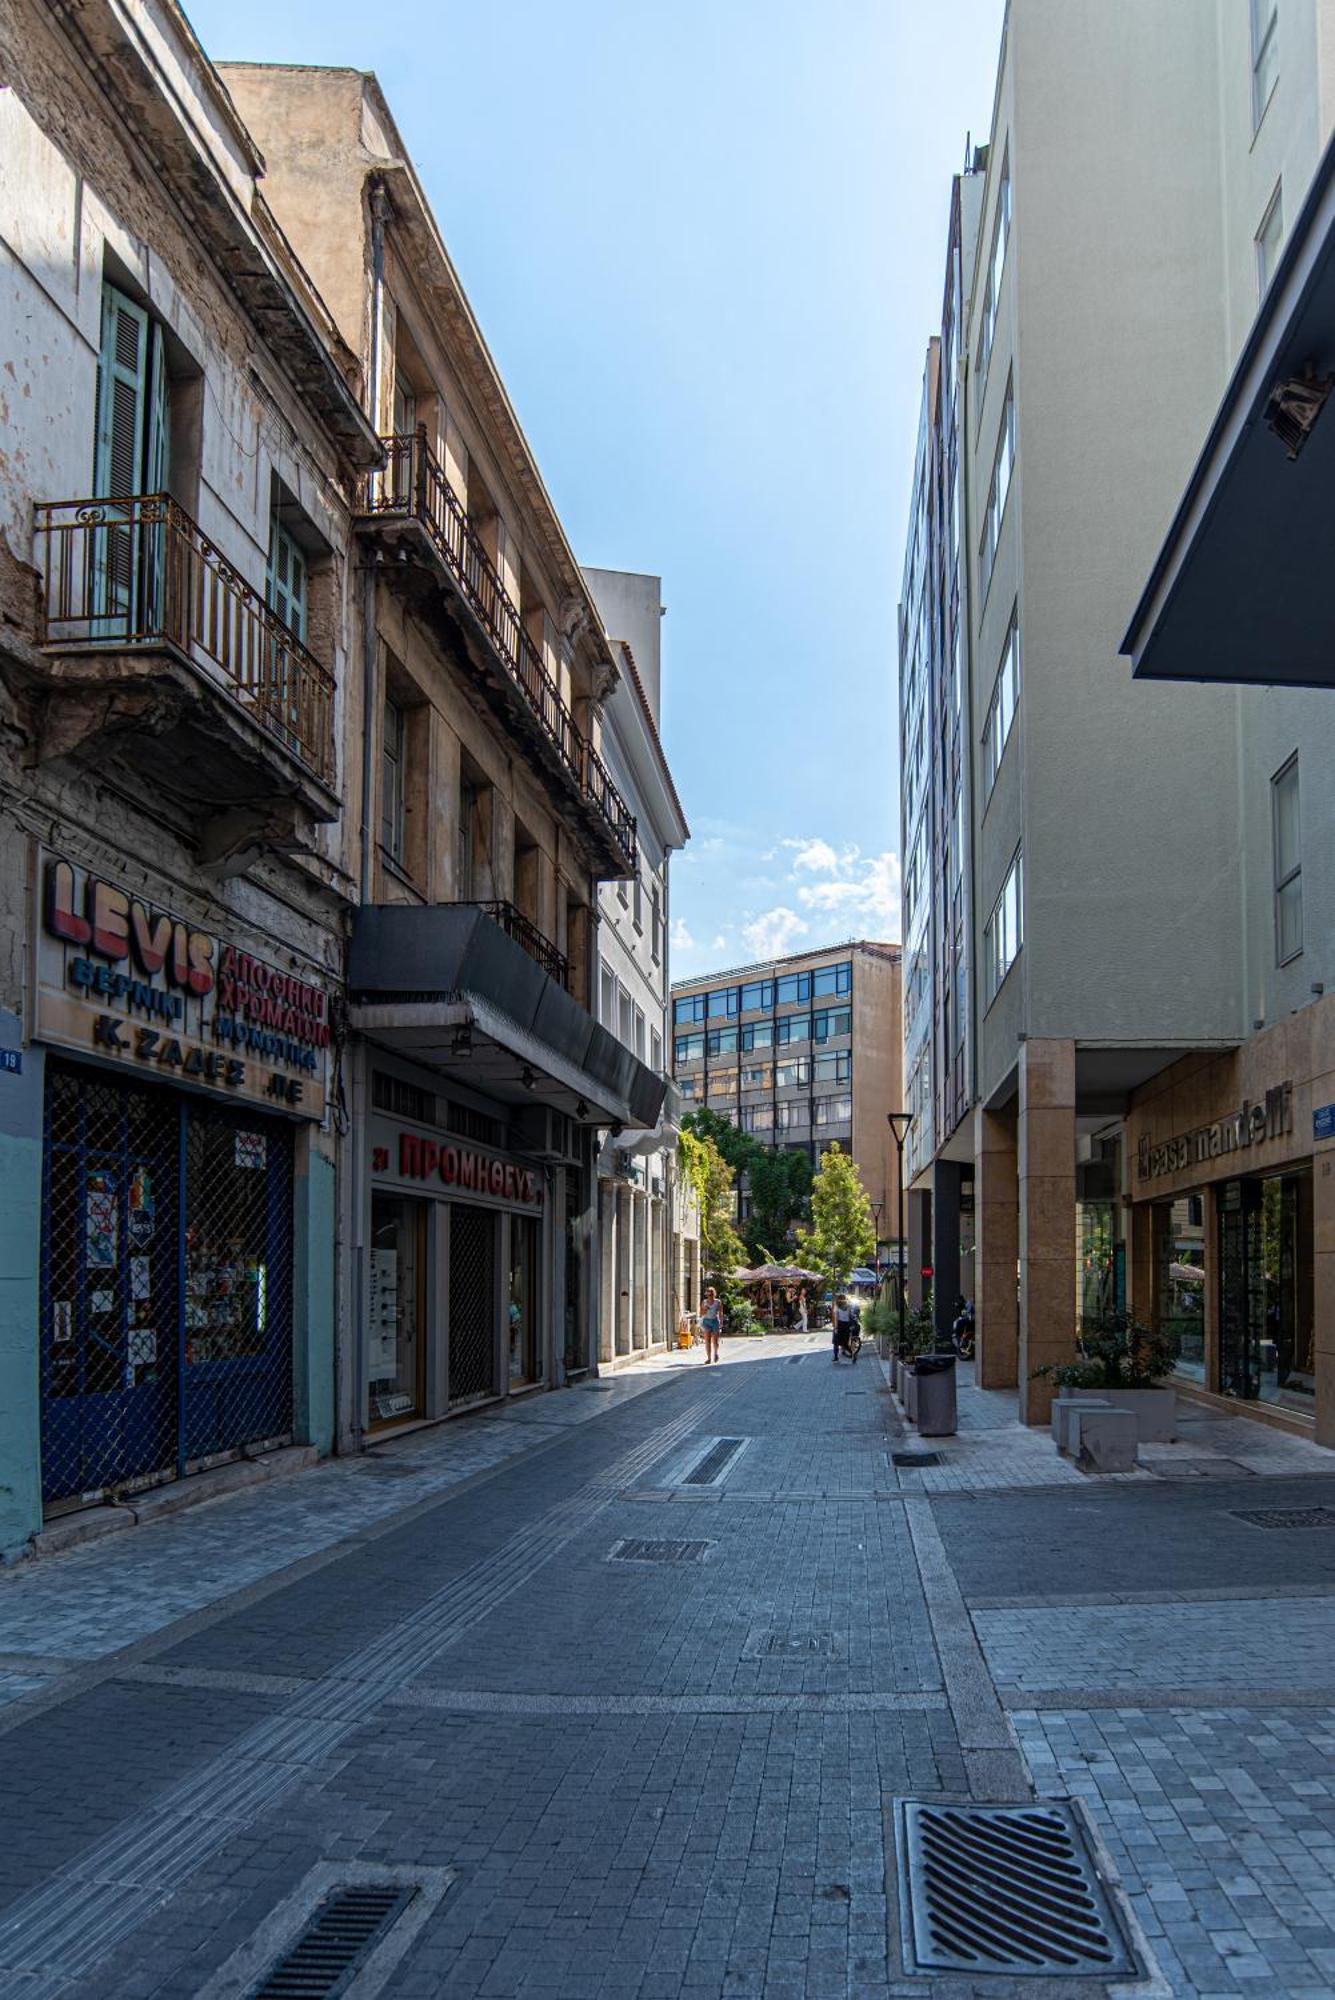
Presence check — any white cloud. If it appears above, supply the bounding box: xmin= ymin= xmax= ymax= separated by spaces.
xmin=739 ymin=906 xmax=809 ymax=959
xmin=793 ymin=848 xmax=901 ymax=936
xmin=784 ymin=837 xmax=843 ymax=874
xmin=669 ymin=916 xmax=696 ymax=952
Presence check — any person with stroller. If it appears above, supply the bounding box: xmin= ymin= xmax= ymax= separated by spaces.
xmin=831 ymin=1292 xmax=860 ymax=1364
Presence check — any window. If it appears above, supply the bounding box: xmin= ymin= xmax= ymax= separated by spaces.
xmin=1251 ymin=0 xmax=1279 ymax=131
xmin=706 ymin=1026 xmax=738 ymax=1058
xmin=776 ymin=1014 xmax=810 ymax=1046
xmin=392 ymin=370 xmax=416 ymax=436
xmin=983 ymin=610 xmax=1021 ymax=795
xmin=976 ymin=148 xmax=1011 ymax=389
xmin=95 ymin=282 xmax=171 ymax=504
xmin=674 ymin=993 xmax=705 ymax=1026
xmin=741 ymin=1021 xmax=773 ymax=1051
xmin=651 ymin=1029 xmax=663 ymax=1073
xmin=812 ymin=961 xmax=851 ymax=997
xmin=381 ymin=697 xmax=405 ymax=861
xmin=674 ymin=1034 xmax=704 ymax=1066
xmin=600 ymin=966 xmax=616 ymax=1026
xmin=633 ymin=1007 xmax=646 ymax=1060
xmin=457 ymin=779 xmax=477 ymax=900
xmin=1273 ymin=755 xmax=1302 ymax=963
xmin=775 ymin=1101 xmax=807 ymax=1132
xmin=650 ymin=889 xmax=661 ymax=963
xmin=815 ymin=1095 xmax=852 ymax=1127
xmin=985 ymin=849 xmax=1023 ymax=1002
xmin=739 ymin=979 xmax=773 ymax=1012
xmin=708 ymin=987 xmax=738 ymax=1018
xmin=1256 ymin=183 xmax=1284 ymax=299
xmin=775 ymin=972 xmax=810 ymax=1005
xmin=739 ymin=1104 xmax=773 ymax=1135
xmin=619 ymin=989 xmax=634 ymax=1049
xmin=679 ymin=1076 xmax=697 ymax=1100
xmin=776 ymin=1058 xmax=810 ymax=1089
xmin=741 ymin=1064 xmax=769 ymax=1088
xmin=267 ymin=512 xmax=308 ymax=642
xmin=980 ymin=382 xmax=1014 ymax=587
xmin=633 ymin=875 xmax=643 ymax=930
xmin=812 ymin=1007 xmax=850 ymax=1043
xmin=814 ymin=1050 xmax=850 ymax=1085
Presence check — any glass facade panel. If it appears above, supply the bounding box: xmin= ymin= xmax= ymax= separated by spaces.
xmin=1158 ymin=1195 xmax=1205 ymax=1382
xmin=369 ymin=1192 xmax=424 ymax=1423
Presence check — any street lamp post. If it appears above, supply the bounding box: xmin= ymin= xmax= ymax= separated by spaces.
xmin=885 ymin=1112 xmax=914 ymax=1356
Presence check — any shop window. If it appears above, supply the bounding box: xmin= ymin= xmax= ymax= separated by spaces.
xmin=448 ymin=1204 xmax=498 ymax=1406
xmin=1273 ymin=754 xmax=1302 ymax=963
xmin=1157 ymin=1195 xmax=1205 ymax=1382
xmin=369 ymin=1194 xmax=425 ymax=1424
xmin=508 ymin=1216 xmax=540 ymax=1387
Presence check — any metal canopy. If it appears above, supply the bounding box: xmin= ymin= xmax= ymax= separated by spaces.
xmin=1124 ymin=131 xmax=1335 ymax=687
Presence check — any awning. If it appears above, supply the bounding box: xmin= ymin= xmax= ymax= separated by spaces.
xmin=1123 ymin=131 xmax=1335 ymax=687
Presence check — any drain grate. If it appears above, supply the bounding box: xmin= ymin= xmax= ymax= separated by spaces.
xmin=252 ymin=1884 xmax=416 ymax=1998
xmin=610 ymin=1537 xmax=711 ymax=1564
xmin=683 ymin=1437 xmax=746 ymax=1485
xmin=1232 ymin=1505 xmax=1335 ymax=1529
xmin=766 ymin=1632 xmax=835 ymax=1656
xmin=893 ymin=1452 xmax=941 ymax=1468
xmin=897 ymin=1801 xmax=1135 ymax=1978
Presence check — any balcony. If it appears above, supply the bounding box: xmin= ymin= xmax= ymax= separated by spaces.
xmin=30 ymin=495 xmax=337 ymax=867
xmin=357 ymin=432 xmax=637 ymax=876
xmin=451 ymin=900 xmax=569 ymax=990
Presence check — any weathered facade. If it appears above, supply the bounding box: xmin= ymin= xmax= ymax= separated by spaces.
xmin=221 ymin=66 xmax=663 ymax=1443
xmin=0 ymin=0 xmax=380 ymax=1554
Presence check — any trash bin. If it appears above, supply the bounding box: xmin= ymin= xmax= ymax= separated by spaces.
xmin=911 ymin=1352 xmax=957 ymax=1436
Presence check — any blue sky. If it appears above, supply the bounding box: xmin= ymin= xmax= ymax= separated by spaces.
xmin=189 ymin=0 xmax=1005 ymax=976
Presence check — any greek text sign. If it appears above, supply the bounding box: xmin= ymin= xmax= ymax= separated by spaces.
xmin=1136 ymin=1082 xmax=1293 ymax=1182
xmin=35 ymin=852 xmax=330 ymax=1119
xmin=370 ymin=1116 xmax=542 ymax=1208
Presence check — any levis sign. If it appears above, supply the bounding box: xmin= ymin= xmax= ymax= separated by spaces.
xmin=395 ymin=1131 xmax=541 ymax=1207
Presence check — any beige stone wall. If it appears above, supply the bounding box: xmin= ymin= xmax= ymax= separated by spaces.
xmin=850 ymin=945 xmax=903 ymax=1236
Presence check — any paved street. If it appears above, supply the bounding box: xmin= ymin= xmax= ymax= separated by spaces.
xmin=2 ymin=1343 xmax=1335 ymax=1998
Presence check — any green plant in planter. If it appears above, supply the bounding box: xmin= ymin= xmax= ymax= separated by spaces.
xmin=1030 ymin=1311 xmax=1175 ymax=1389
xmin=904 ymin=1301 xmax=937 ymax=1357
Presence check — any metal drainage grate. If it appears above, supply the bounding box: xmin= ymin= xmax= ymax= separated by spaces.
xmin=893 ymin=1452 xmax=941 ymax=1468
xmin=610 ymin=1537 xmax=711 ymax=1564
xmin=252 ymin=1884 xmax=417 ymax=1998
xmin=683 ymin=1437 xmax=746 ymax=1486
xmin=1233 ymin=1506 xmax=1335 ymax=1530
xmin=897 ymin=1801 xmax=1135 ymax=1978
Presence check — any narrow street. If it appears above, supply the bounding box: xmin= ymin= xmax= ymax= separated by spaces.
xmin=1 ymin=1343 xmax=1334 ymax=1999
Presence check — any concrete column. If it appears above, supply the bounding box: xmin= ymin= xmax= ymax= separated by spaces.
xmin=932 ymin=1160 xmax=964 ymax=1348
xmin=1018 ymin=1038 xmax=1077 ymax=1425
xmin=974 ymin=1103 xmax=1018 ymax=1389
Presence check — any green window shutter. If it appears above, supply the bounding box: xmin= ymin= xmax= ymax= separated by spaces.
xmin=267 ymin=513 xmax=308 ymax=643
xmin=94 ymin=283 xmax=149 ymax=499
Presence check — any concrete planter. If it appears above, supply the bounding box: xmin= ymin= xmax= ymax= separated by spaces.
xmin=1052 ymin=1397 xmax=1112 ymax=1453
xmin=905 ymin=1368 xmax=919 ymax=1424
xmin=1058 ymin=1383 xmax=1177 ymax=1443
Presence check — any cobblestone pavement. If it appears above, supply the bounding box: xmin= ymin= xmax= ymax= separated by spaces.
xmin=4 ymin=1344 xmax=1335 ymax=1996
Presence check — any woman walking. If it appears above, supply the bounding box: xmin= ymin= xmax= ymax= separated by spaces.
xmin=700 ymin=1286 xmax=722 ymax=1365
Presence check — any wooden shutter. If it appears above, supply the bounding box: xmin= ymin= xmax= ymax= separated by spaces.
xmin=94 ymin=284 xmax=149 ymax=499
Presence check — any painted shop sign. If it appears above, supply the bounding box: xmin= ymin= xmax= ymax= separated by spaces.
xmin=370 ymin=1117 xmax=542 ymax=1209
xmin=35 ymin=852 xmax=330 ymax=1119
xmin=1136 ymin=1082 xmax=1293 ymax=1182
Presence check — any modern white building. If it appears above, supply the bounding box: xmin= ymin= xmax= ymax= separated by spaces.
xmin=583 ymin=569 xmax=695 ymax=1364
xmin=901 ymin=0 xmax=1335 ymax=1443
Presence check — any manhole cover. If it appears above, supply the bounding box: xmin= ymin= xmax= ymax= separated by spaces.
xmin=683 ymin=1438 xmax=747 ymax=1485
xmin=893 ymin=1452 xmax=941 ymax=1468
xmin=610 ymin=1538 xmax=711 ymax=1564
xmin=896 ymin=1800 xmax=1136 ymax=1978
xmin=766 ymin=1633 xmax=835 ymax=1657
xmin=252 ymin=1883 xmax=416 ymax=1998
xmin=1232 ymin=1506 xmax=1335 ymax=1529
xmin=1151 ymin=1458 xmax=1254 ymax=1480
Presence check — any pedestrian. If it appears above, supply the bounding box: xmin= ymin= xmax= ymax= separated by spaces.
xmin=700 ymin=1285 xmax=722 ymax=1365
xmin=797 ymin=1286 xmax=808 ymax=1332
xmin=831 ymin=1292 xmax=857 ymax=1364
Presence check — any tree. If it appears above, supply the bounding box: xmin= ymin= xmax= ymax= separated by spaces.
xmin=800 ymin=1143 xmax=875 ymax=1293
xmin=681 ymin=1110 xmax=813 ymax=1262
xmin=678 ymin=1126 xmax=746 ymax=1293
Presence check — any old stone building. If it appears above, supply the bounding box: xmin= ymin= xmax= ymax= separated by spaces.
xmin=0 ymin=0 xmax=380 ymax=1555
xmin=220 ymin=65 xmax=663 ymax=1445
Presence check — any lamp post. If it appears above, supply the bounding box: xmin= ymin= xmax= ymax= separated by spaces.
xmin=886 ymin=1112 xmax=914 ymax=1356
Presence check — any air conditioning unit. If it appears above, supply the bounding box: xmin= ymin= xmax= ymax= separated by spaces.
xmin=511 ymin=1106 xmax=579 ymax=1162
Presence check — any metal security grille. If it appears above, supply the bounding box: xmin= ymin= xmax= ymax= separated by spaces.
xmin=448 ymin=1202 xmax=497 ymax=1405
xmin=897 ymin=1801 xmax=1136 ymax=1978
xmin=610 ymin=1538 xmax=711 ymax=1564
xmin=40 ymin=1061 xmax=294 ymax=1505
xmin=683 ymin=1438 xmax=746 ymax=1486
xmin=252 ymin=1884 xmax=416 ymax=1999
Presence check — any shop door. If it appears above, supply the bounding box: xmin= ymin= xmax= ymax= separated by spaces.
xmin=1218 ymin=1178 xmax=1263 ymax=1400
xmin=369 ymin=1194 xmax=426 ymax=1425
xmin=448 ymin=1204 xmax=497 ymax=1406
xmin=508 ymin=1215 xmax=541 ymax=1387
xmin=40 ymin=1062 xmax=294 ymax=1504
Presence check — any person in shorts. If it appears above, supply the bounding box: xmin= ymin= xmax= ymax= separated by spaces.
xmin=700 ymin=1286 xmax=722 ymax=1364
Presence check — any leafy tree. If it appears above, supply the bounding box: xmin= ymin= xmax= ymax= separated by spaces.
xmin=681 ymin=1110 xmax=812 ymax=1262
xmin=678 ymin=1126 xmax=746 ymax=1296
xmin=799 ymin=1143 xmax=875 ymax=1293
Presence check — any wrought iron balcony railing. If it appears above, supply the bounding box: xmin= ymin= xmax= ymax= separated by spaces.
xmin=34 ymin=494 xmax=336 ymax=789
xmin=362 ymin=432 xmax=637 ymax=869
xmin=455 ymin=899 xmax=570 ymax=990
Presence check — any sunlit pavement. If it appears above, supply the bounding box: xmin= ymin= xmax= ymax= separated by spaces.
xmin=2 ymin=1343 xmax=1335 ymax=1995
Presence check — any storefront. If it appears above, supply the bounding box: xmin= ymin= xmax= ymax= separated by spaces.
xmin=366 ymin=1092 xmax=555 ymax=1427
xmin=1125 ymin=1013 xmax=1332 ymax=1437
xmin=32 ymin=850 xmax=332 ymax=1507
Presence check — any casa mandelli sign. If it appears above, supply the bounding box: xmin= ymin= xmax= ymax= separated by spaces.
xmin=1135 ymin=1082 xmax=1294 ymax=1182
xmin=34 ymin=851 xmax=331 ymax=1119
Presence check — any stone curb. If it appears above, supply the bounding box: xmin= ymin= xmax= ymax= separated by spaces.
xmin=31 ymin=1444 xmax=319 ymax=1557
